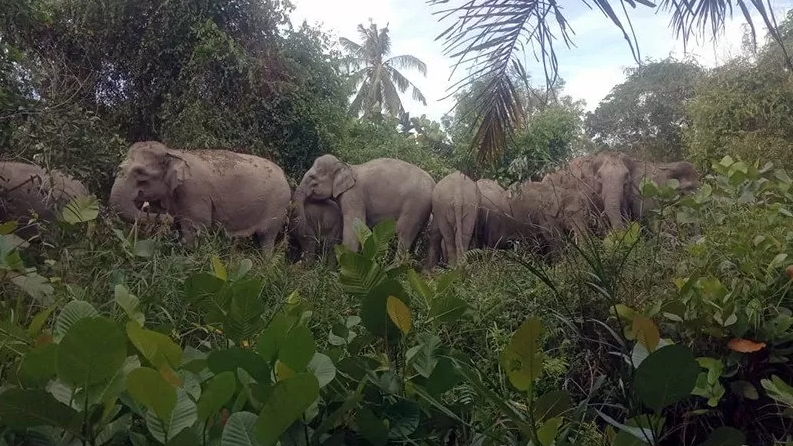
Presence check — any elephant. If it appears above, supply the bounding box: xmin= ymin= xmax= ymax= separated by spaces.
xmin=286 ymin=194 xmax=343 ymax=267
xmin=430 ymin=171 xmax=480 ymax=267
xmin=424 ymin=214 xmax=445 ymax=271
xmin=623 ymin=158 xmax=700 ymax=220
xmin=296 ymin=154 xmax=435 ymax=254
xmin=475 ymin=179 xmax=513 ymax=249
xmin=542 ymin=151 xmax=632 ymax=233
xmin=110 ymin=168 xmax=173 ymax=226
xmin=0 ymin=161 xmax=90 ymax=237
xmin=508 ymin=180 xmax=589 ymax=256
xmin=113 ymin=141 xmax=291 ymax=256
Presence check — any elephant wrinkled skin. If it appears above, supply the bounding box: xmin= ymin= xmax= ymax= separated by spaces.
xmin=287 ymin=193 xmax=342 ymax=267
xmin=623 ymin=159 xmax=700 ymax=220
xmin=114 ymin=141 xmax=291 ymax=256
xmin=0 ymin=162 xmax=89 ymax=237
xmin=475 ymin=179 xmax=513 ymax=249
xmin=430 ymin=171 xmax=480 ymax=267
xmin=296 ymin=154 xmax=435 ymax=253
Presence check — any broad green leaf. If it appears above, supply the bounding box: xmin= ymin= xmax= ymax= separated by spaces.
xmin=212 ymin=255 xmax=228 ymax=281
xmin=134 ymin=238 xmax=158 ymax=258
xmin=697 ymin=427 xmax=746 ymax=446
xmin=428 ymin=295 xmax=467 ymax=326
xmin=533 ymin=390 xmax=571 ymax=422
xmin=56 ymin=317 xmax=126 ymax=387
xmin=424 ymin=357 xmax=460 ymax=395
xmin=255 ymin=373 xmax=319 ymax=446
xmin=20 ymin=343 xmax=58 ymax=387
xmin=360 ymin=279 xmax=405 ymax=339
xmin=145 ymin=388 xmax=197 ymax=444
xmin=383 ymin=399 xmax=420 ymax=438
xmin=355 ymin=406 xmax=388 ymax=446
xmin=127 ymin=367 xmax=178 ymax=420
xmin=0 ymin=388 xmax=81 ymax=434
xmin=126 ymin=321 xmax=182 ymax=370
xmin=183 ymin=273 xmax=228 ymax=324
xmin=95 ymin=413 xmax=132 ymax=445
xmin=279 ymin=325 xmax=316 ymax=371
xmin=386 ymin=296 xmax=411 ymax=335
xmin=537 ymin=417 xmax=562 ymax=446
xmin=226 ymin=280 xmax=266 ymax=343
xmin=208 ymin=348 xmax=270 ymax=384
xmin=222 ymin=411 xmax=260 ymax=446
xmin=59 ymin=195 xmax=99 ymax=223
xmin=307 ymin=353 xmax=336 ymax=388
xmin=434 ymin=269 xmax=460 ymax=295
xmin=115 ymin=284 xmax=145 ymax=325
xmin=408 ymin=333 xmax=441 ymax=378
xmin=502 ymin=317 xmax=544 ymax=391
xmin=197 ymin=371 xmax=236 ymax=424
xmin=762 ymin=375 xmax=793 ymax=408
xmin=634 ymin=344 xmax=699 ymax=413
xmin=370 ymin=219 xmax=396 ymax=257
xmin=27 ymin=304 xmax=56 ymax=338
xmin=610 ymin=304 xmax=636 ymax=321
xmin=256 ymin=313 xmax=295 ymax=362
xmin=231 ymin=259 xmax=254 ymax=281
xmin=338 ymin=251 xmax=385 ymax=296
xmin=632 ymin=315 xmax=660 ymax=352
xmin=0 ymin=220 xmax=18 ymax=234
xmin=78 ymin=356 xmax=140 ymax=409
xmin=10 ymin=272 xmax=54 ymax=305
xmin=54 ymin=300 xmax=98 ymax=339
xmin=407 ymin=269 xmax=433 ymax=306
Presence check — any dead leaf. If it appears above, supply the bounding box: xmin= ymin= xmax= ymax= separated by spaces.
xmin=728 ymin=338 xmax=766 ymax=353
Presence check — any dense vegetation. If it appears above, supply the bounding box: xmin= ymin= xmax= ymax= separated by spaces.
xmin=3 ymin=1 xmax=793 ymax=445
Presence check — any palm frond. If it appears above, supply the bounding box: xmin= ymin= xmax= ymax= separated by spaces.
xmin=386 ymin=54 xmax=428 ymax=76
xmin=349 ymin=79 xmax=372 ymax=116
xmin=467 ymin=68 xmax=526 ymax=163
xmin=379 ymin=25 xmax=392 ymax=59
xmin=339 ymin=37 xmax=365 ymax=60
xmin=661 ymin=0 xmax=791 ymax=69
xmin=386 ymin=66 xmax=428 ymax=106
xmin=380 ymin=74 xmax=404 ymax=116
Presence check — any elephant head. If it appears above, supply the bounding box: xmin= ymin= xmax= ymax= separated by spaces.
xmin=118 ymin=141 xmax=189 ymax=206
xmin=625 ymin=159 xmax=700 ymax=220
xmin=298 ymin=154 xmax=355 ymax=200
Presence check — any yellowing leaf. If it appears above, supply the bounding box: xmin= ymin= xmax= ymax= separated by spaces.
xmin=633 ymin=315 xmax=660 ymax=352
xmin=159 ymin=366 xmax=183 ymax=387
xmin=275 ymin=360 xmax=295 ymax=381
xmin=727 ymin=338 xmax=766 ymax=353
xmin=386 ymin=296 xmax=411 ymax=335
xmin=211 ymin=255 xmax=227 ymax=281
xmin=610 ymin=304 xmax=635 ymax=321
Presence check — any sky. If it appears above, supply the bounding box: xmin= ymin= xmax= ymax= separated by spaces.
xmin=289 ymin=0 xmax=793 ymax=121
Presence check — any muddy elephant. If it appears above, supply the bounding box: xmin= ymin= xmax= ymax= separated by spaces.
xmin=287 ymin=193 xmax=342 ymax=267
xmin=0 ymin=161 xmax=90 ymax=237
xmin=623 ymin=158 xmax=700 ymax=220
xmin=296 ymin=155 xmax=435 ymax=253
xmin=430 ymin=171 xmax=480 ymax=267
xmin=113 ymin=141 xmax=291 ymax=256
xmin=475 ymin=179 xmax=513 ymax=249
xmin=543 ymin=151 xmax=632 ymax=233
xmin=508 ymin=180 xmax=589 ymax=256
xmin=110 ymin=169 xmax=173 ymax=226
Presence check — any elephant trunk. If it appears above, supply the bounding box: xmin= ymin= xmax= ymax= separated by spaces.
xmin=109 ymin=173 xmax=170 ymax=224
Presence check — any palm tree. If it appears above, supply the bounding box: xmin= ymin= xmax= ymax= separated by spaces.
xmin=341 ymin=22 xmax=428 ymax=118
xmin=430 ymin=0 xmax=791 ymax=162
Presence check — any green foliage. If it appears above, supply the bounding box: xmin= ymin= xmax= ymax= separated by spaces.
xmin=586 ymin=58 xmax=704 ymax=161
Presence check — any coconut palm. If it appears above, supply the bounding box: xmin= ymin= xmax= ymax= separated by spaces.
xmin=430 ymin=0 xmax=791 ymax=162
xmin=341 ymin=22 xmax=428 ymax=118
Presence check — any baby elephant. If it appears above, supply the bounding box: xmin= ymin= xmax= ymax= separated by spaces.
xmin=111 ymin=141 xmax=291 ymax=256
xmin=0 ymin=161 xmax=90 ymax=236
xmin=431 ymin=171 xmax=480 ymax=267
xmin=287 ymin=194 xmax=343 ymax=267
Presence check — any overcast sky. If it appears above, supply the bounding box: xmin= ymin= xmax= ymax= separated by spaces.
xmin=289 ymin=0 xmax=792 ymax=121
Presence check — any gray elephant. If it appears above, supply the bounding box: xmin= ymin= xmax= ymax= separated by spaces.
xmin=286 ymin=194 xmax=342 ymax=267
xmin=475 ymin=179 xmax=513 ymax=249
xmin=431 ymin=171 xmax=480 ymax=267
xmin=0 ymin=161 xmax=90 ymax=236
xmin=296 ymin=155 xmax=435 ymax=253
xmin=109 ymin=168 xmax=173 ymax=226
xmin=113 ymin=141 xmax=291 ymax=255
xmin=623 ymin=158 xmax=700 ymax=220
xmin=542 ymin=151 xmax=632 ymax=233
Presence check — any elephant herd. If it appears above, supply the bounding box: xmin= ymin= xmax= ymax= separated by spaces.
xmin=0 ymin=141 xmax=700 ymax=270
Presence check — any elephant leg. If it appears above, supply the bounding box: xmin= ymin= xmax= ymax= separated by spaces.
xmin=256 ymin=214 xmax=286 ymax=259
xmin=437 ymin=217 xmax=457 ymax=266
xmin=424 ymin=218 xmax=442 ymax=272
xmin=338 ymin=194 xmax=366 ymax=252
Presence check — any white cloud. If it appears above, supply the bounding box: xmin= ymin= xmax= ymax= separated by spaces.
xmin=288 ymin=0 xmax=793 ymax=119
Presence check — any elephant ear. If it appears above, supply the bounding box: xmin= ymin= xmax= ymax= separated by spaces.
xmin=165 ymin=154 xmax=190 ymax=194
xmin=332 ymin=162 xmax=355 ymax=198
